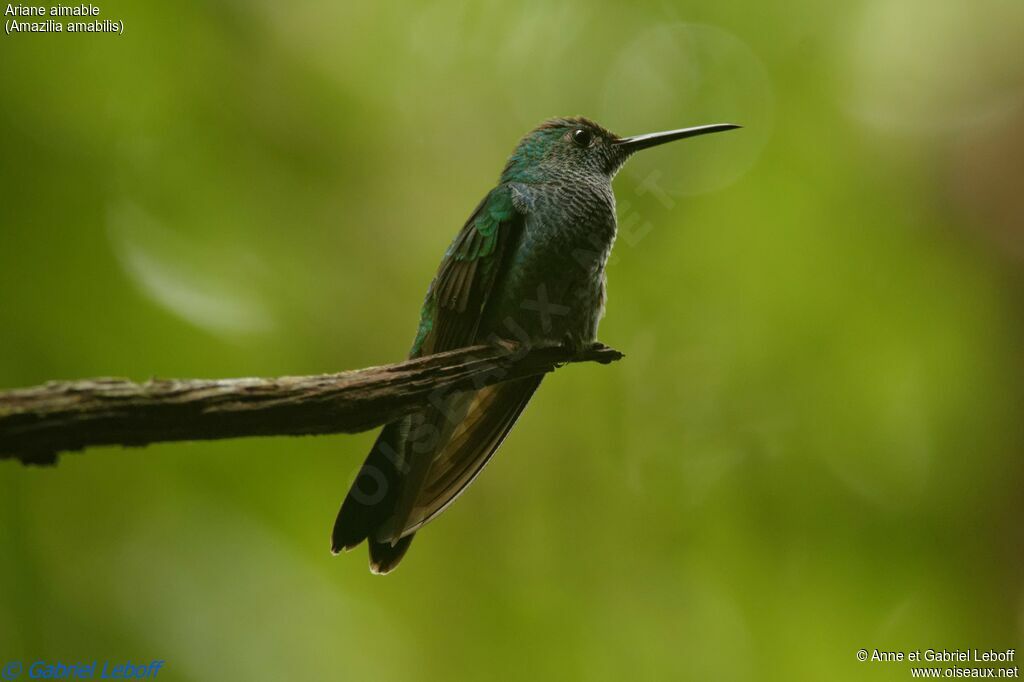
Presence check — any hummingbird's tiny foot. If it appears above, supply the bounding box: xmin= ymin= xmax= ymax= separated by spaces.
xmin=558 ymin=334 xmax=591 ymax=363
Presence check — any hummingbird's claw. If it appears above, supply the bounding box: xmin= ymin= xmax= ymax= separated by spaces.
xmin=555 ymin=334 xmax=590 ymax=365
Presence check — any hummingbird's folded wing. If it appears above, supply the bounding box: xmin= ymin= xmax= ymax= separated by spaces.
xmin=380 ymin=184 xmax=528 ymax=540
xmin=400 ymin=374 xmax=542 ymax=537
xmin=413 ymin=184 xmax=522 ymax=356
xmin=334 ymin=184 xmax=528 ymax=568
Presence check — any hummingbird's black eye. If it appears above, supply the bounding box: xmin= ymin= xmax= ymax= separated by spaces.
xmin=571 ymin=128 xmax=593 ymax=147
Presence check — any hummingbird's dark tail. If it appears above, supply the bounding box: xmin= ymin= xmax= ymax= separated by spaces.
xmin=333 ymin=419 xmax=418 ymax=574
xmin=333 ymin=375 xmax=541 ymax=574
xmin=332 ymin=421 xmax=408 ymax=556
xmin=368 ymin=535 xmax=414 ymax=575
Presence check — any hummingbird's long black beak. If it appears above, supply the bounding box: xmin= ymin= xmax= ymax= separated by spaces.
xmin=613 ymin=123 xmax=741 ymax=154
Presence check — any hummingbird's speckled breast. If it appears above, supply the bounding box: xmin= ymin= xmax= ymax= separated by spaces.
xmin=481 ymin=179 xmax=618 ymax=350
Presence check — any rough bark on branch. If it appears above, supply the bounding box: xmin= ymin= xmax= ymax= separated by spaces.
xmin=0 ymin=343 xmax=622 ymax=466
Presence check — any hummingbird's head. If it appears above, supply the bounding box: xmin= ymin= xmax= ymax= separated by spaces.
xmin=501 ymin=117 xmax=623 ymax=184
xmin=500 ymin=116 xmax=740 ymax=185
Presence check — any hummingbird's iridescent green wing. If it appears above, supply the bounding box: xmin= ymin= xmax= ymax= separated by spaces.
xmin=370 ymin=185 xmax=551 ymax=542
xmin=411 ymin=185 xmax=521 ymax=358
xmin=380 ymin=185 xmax=527 ymax=542
xmin=334 ymin=184 xmax=527 ymax=571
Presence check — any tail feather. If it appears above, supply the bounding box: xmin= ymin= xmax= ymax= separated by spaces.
xmin=369 ymin=535 xmax=415 ymax=575
xmin=332 ymin=376 xmax=541 ymax=574
xmin=332 ymin=421 xmax=404 ymax=554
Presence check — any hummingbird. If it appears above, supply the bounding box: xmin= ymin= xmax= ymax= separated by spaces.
xmin=332 ymin=116 xmax=739 ymax=573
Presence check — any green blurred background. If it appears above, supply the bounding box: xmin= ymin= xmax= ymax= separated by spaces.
xmin=2 ymin=1 xmax=1023 ymax=680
